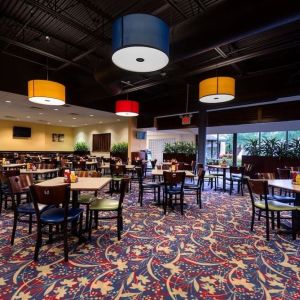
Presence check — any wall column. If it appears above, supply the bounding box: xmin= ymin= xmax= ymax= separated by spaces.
xmin=197 ymin=109 xmax=207 ymax=165
xmin=233 ymin=133 xmax=237 ymax=166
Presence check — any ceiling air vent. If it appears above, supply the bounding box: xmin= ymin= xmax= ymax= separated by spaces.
xmin=69 ymin=113 xmax=80 ymax=116
xmin=4 ymin=115 xmax=15 ymax=119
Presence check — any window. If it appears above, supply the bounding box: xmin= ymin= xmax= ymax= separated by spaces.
xmin=261 ymin=131 xmax=286 ymax=142
xmin=288 ymin=130 xmax=300 ymax=142
xmin=92 ymin=133 xmax=111 ymax=152
xmin=237 ymin=132 xmax=259 ymax=165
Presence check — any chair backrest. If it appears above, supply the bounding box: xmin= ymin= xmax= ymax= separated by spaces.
xmin=30 ymin=184 xmax=70 ymax=206
xmin=243 ymin=163 xmax=253 ymax=173
xmin=230 ymin=166 xmax=245 ymax=176
xmin=135 ymin=167 xmax=143 ymax=184
xmin=163 ymin=171 xmax=186 ymax=191
xmin=247 ymin=179 xmax=269 ymax=209
xmin=162 ymin=164 xmax=169 ymax=170
xmin=151 ymin=159 xmax=157 ymax=169
xmin=277 ymin=168 xmax=290 ymax=179
xmin=177 ymin=162 xmax=185 ymax=170
xmin=8 ymin=174 xmax=33 ymax=194
xmin=110 ymin=164 xmax=126 ymax=176
xmin=1 ymin=170 xmax=21 ymax=185
xmin=118 ymin=177 xmax=129 ymax=209
xmin=256 ymin=172 xmax=276 ymax=180
xmin=196 ymin=168 xmax=206 ymax=187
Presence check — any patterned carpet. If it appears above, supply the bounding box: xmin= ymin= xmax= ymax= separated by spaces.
xmin=0 ymin=181 xmax=300 ymax=300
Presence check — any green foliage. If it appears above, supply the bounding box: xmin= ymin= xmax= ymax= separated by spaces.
xmin=163 ymin=141 xmax=196 ymax=155
xmin=243 ymin=138 xmax=260 ymax=156
xmin=74 ymin=141 xmax=89 ymax=152
xmin=111 ymin=142 xmax=128 ymax=155
xmin=244 ymin=137 xmax=300 ymax=159
xmin=260 ymin=137 xmax=280 ymax=157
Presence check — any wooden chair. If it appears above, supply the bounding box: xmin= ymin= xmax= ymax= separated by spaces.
xmin=110 ymin=164 xmax=127 ymax=194
xmin=8 ymin=175 xmax=41 ymax=245
xmin=163 ymin=171 xmax=186 ymax=215
xmin=184 ymin=168 xmax=205 ymax=208
xmin=136 ymin=167 xmax=161 ymax=206
xmin=88 ymin=178 xmax=129 ymax=241
xmin=0 ymin=170 xmax=20 ymax=213
xmin=30 ymin=184 xmax=83 ymax=262
xmin=226 ymin=166 xmax=245 ymax=195
xmin=247 ymin=179 xmax=297 ymax=241
xmin=76 ymin=171 xmax=102 ymax=231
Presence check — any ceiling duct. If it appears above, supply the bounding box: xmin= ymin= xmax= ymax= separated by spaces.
xmin=94 ymin=0 xmax=300 ymax=96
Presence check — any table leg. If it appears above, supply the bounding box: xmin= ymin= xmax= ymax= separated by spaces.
xmin=223 ymin=168 xmax=226 ymax=191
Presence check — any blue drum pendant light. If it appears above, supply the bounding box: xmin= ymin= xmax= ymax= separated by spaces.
xmin=112 ymin=14 xmax=169 ymax=72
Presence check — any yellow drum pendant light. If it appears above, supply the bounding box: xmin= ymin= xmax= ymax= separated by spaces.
xmin=199 ymin=76 xmax=235 ymax=103
xmin=28 ymin=80 xmax=66 ymax=105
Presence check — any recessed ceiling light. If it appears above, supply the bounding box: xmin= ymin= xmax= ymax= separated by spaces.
xmin=26 ymin=116 xmax=31 ymax=118
xmin=99 ymin=121 xmax=103 ymax=124
xmin=54 ymin=108 xmax=59 ymax=111
xmin=84 ymin=123 xmax=88 ymax=125
xmin=71 ymin=125 xmax=75 ymax=127
xmin=47 ymin=122 xmax=51 ymax=125
xmin=5 ymin=100 xmax=11 ymax=103
xmin=72 ymin=117 xmax=77 ymax=120
xmin=117 ymin=119 xmax=120 ymax=121
xmin=39 ymin=112 xmax=43 ymax=115
xmin=89 ymin=114 xmax=94 ymax=117
xmin=59 ymin=120 xmax=62 ymax=122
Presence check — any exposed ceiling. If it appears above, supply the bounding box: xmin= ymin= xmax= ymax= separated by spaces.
xmin=1 ymin=0 xmax=300 ymax=128
xmin=0 ymin=91 xmax=126 ymax=127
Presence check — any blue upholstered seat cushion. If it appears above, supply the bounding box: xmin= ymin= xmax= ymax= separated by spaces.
xmin=40 ymin=207 xmax=83 ymax=223
xmin=17 ymin=203 xmax=48 ymax=214
xmin=165 ymin=186 xmax=182 ymax=194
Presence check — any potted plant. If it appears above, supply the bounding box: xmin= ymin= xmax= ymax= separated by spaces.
xmin=163 ymin=141 xmax=196 ymax=164
xmin=111 ymin=142 xmax=128 ymax=162
xmin=74 ymin=141 xmax=90 ymax=156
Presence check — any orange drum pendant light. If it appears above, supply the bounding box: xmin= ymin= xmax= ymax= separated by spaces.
xmin=199 ymin=76 xmax=235 ymax=103
xmin=115 ymin=100 xmax=139 ymax=117
xmin=28 ymin=80 xmax=65 ymax=105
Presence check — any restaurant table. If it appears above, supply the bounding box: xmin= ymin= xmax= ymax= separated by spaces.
xmin=207 ymin=165 xmax=230 ymax=191
xmin=268 ymin=179 xmax=300 ymax=232
xmin=36 ymin=177 xmax=112 ymax=207
xmin=86 ymin=161 xmax=98 ymax=170
xmin=2 ymin=163 xmax=26 ymax=169
xmin=20 ymin=168 xmax=59 ymax=179
xmin=152 ymin=169 xmax=195 ymax=179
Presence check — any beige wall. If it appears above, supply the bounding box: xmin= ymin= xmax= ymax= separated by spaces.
xmin=0 ymin=120 xmax=74 ymax=151
xmin=128 ymin=118 xmax=147 ymax=154
xmin=73 ymin=121 xmax=129 ymax=157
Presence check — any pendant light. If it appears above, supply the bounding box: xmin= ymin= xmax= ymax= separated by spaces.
xmin=112 ymin=13 xmax=169 ymax=73
xmin=28 ymin=58 xmax=65 ymax=105
xmin=199 ymin=76 xmax=235 ymax=103
xmin=115 ymin=100 xmax=139 ymax=117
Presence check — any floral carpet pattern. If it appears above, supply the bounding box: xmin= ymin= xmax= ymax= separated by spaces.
xmin=0 ymin=181 xmax=300 ymax=299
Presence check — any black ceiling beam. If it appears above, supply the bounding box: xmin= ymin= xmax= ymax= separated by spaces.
xmin=164 ymin=0 xmax=188 ymax=19
xmin=120 ymin=40 xmax=300 ymax=94
xmin=192 ymin=0 xmax=206 ymax=12
xmin=0 ymin=35 xmax=91 ymax=73
xmin=24 ymin=0 xmax=111 ymax=44
xmin=1 ymin=13 xmax=102 ymax=59
xmin=76 ymin=0 xmax=113 ymax=21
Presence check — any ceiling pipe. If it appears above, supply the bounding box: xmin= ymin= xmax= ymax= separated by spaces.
xmin=94 ymin=0 xmax=300 ymax=95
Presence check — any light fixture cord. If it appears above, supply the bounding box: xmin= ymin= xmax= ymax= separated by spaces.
xmin=46 ymin=57 xmax=49 ymax=80
xmin=185 ymin=84 xmax=189 ymax=113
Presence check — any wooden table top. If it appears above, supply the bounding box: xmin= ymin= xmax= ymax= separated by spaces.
xmin=152 ymin=169 xmax=195 ymax=178
xmin=36 ymin=177 xmax=111 ymax=191
xmin=20 ymin=168 xmax=59 ymax=174
xmin=2 ymin=163 xmax=26 ymax=168
xmin=207 ymin=164 xmax=230 ymax=169
xmin=268 ymin=179 xmax=300 ymax=193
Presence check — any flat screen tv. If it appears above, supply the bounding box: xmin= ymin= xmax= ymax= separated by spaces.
xmin=13 ymin=126 xmax=31 ymax=138
xmin=136 ymin=131 xmax=146 ymax=140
